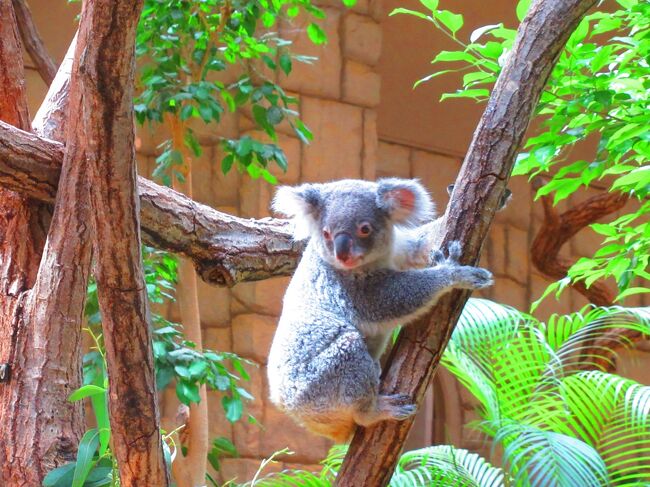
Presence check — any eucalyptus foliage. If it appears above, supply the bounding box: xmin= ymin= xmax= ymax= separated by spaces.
xmin=135 ymin=0 xmax=335 ymax=185
xmin=393 ymin=0 xmax=650 ymax=301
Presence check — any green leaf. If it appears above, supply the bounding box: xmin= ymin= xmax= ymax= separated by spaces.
xmin=389 ymin=7 xmax=430 ymax=20
xmin=307 ymin=23 xmax=327 ymax=45
xmin=176 ymin=381 xmax=201 ymax=405
xmin=516 ymin=0 xmax=531 ymax=21
xmin=435 ymin=10 xmax=464 ymax=35
xmin=72 ymin=429 xmax=100 ymax=487
xmin=431 ymin=50 xmax=477 ymax=64
xmin=470 ymin=23 xmax=502 ymax=43
xmin=279 ymin=52 xmax=292 ymax=76
xmin=43 ymin=463 xmax=76 ymax=487
xmin=68 ymin=385 xmax=106 ymax=402
xmin=418 ymin=0 xmax=438 ymax=11
xmin=267 ymin=106 xmax=284 ymax=125
xmin=222 ymin=396 xmax=244 ymax=423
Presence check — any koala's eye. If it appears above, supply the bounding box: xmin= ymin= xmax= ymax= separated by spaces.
xmin=357 ymin=222 xmax=372 ymax=237
xmin=322 ymin=228 xmax=332 ymax=240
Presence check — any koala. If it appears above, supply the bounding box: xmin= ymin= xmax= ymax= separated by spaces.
xmin=267 ymin=178 xmax=493 ymax=443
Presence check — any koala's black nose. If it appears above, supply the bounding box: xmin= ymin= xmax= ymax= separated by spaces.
xmin=334 ymin=233 xmax=352 ymax=261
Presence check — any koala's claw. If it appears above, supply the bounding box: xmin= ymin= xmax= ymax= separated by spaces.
xmin=431 ymin=240 xmax=462 ymax=267
xmin=383 ymin=394 xmax=417 ymax=421
xmin=392 ymin=404 xmax=417 ymax=420
xmin=447 ymin=241 xmax=462 ymax=261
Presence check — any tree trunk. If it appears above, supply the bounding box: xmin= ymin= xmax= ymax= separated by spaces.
xmin=335 ymin=0 xmax=597 ymax=484
xmin=12 ymin=0 xmax=57 ymax=85
xmin=0 ymin=2 xmax=67 ymax=483
xmin=75 ymin=0 xmax=168 ymax=484
xmin=0 ymin=121 xmax=302 ymax=286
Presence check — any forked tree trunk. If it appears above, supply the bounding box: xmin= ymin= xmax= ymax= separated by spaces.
xmin=335 ymin=0 xmax=597 ymax=484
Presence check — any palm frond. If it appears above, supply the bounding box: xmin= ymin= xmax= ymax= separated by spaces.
xmin=557 ymin=371 xmax=650 ymax=484
xmin=493 ymin=421 xmax=609 ymax=487
xmin=391 ymin=445 xmax=506 ymax=487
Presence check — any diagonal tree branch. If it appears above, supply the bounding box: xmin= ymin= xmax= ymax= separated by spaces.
xmin=335 ymin=0 xmax=598 ymax=484
xmin=12 ymin=0 xmax=58 ymax=85
xmin=0 ymin=120 xmax=302 ymax=286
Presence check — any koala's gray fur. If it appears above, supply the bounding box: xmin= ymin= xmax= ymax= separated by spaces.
xmin=267 ymin=178 xmax=493 ymax=442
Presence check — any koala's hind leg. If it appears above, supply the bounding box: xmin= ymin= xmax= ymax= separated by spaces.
xmin=353 ymin=394 xmax=417 ymax=427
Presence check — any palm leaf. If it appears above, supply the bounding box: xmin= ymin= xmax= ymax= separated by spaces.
xmin=391 ymin=445 xmax=506 ymax=487
xmin=557 ymin=371 xmax=650 ymax=484
xmin=493 ymin=421 xmax=609 ymax=487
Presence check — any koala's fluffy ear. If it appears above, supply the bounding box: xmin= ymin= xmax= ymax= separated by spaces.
xmin=272 ymin=184 xmax=322 ymax=240
xmin=376 ymin=178 xmax=435 ymax=226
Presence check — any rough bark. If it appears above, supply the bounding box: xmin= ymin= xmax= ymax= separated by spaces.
xmin=531 ymin=177 xmax=627 ymax=306
xmin=32 ymin=32 xmax=76 ymax=139
xmin=76 ymin=0 xmax=168 ymax=484
xmin=335 ymin=0 xmax=597 ymax=485
xmin=12 ymin=0 xmax=57 ymax=85
xmin=0 ymin=121 xmax=301 ymax=286
xmin=0 ymin=29 xmax=87 ymax=484
xmin=0 ymin=2 xmax=56 ymax=483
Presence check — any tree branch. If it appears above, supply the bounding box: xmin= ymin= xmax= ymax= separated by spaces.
xmin=0 ymin=121 xmax=302 ymax=286
xmin=12 ymin=0 xmax=57 ymax=85
xmin=530 ymin=177 xmax=628 ymax=306
xmin=335 ymin=0 xmax=597 ymax=484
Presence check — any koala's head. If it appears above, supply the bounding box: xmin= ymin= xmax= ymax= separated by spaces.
xmin=273 ymin=178 xmax=434 ymax=270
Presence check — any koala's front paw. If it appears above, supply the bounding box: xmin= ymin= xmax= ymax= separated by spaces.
xmin=459 ymin=266 xmax=493 ymax=290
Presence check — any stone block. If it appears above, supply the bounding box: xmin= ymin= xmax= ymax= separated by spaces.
xmin=342 ymin=61 xmax=381 ymax=107
xmin=495 ymin=174 xmax=533 ymax=231
xmin=377 ymin=141 xmax=411 ymax=179
xmin=493 ymin=277 xmax=529 ymax=312
xmin=232 ymin=362 xmax=265 ymax=457
xmin=197 ymin=275 xmax=231 ymax=328
xmin=191 ymin=145 xmax=241 ymax=208
xmin=239 ymin=176 xmax=274 ymax=218
xmin=300 ymin=97 xmax=363 ymax=182
xmin=231 ymin=277 xmax=291 ymax=316
xmin=343 ymin=13 xmax=382 ymax=66
xmin=487 ymin=223 xmax=506 ymax=277
xmin=362 ymin=110 xmax=378 ymax=180
xmin=411 ymin=150 xmax=460 ymax=208
xmin=259 ymin=378 xmax=332 ymax=463
xmin=203 ymin=326 xmax=232 ymax=353
xmin=232 ymin=314 xmax=278 ymax=363
xmin=505 ymin=226 xmax=530 ymax=283
xmin=279 ymin=10 xmax=342 ymax=100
